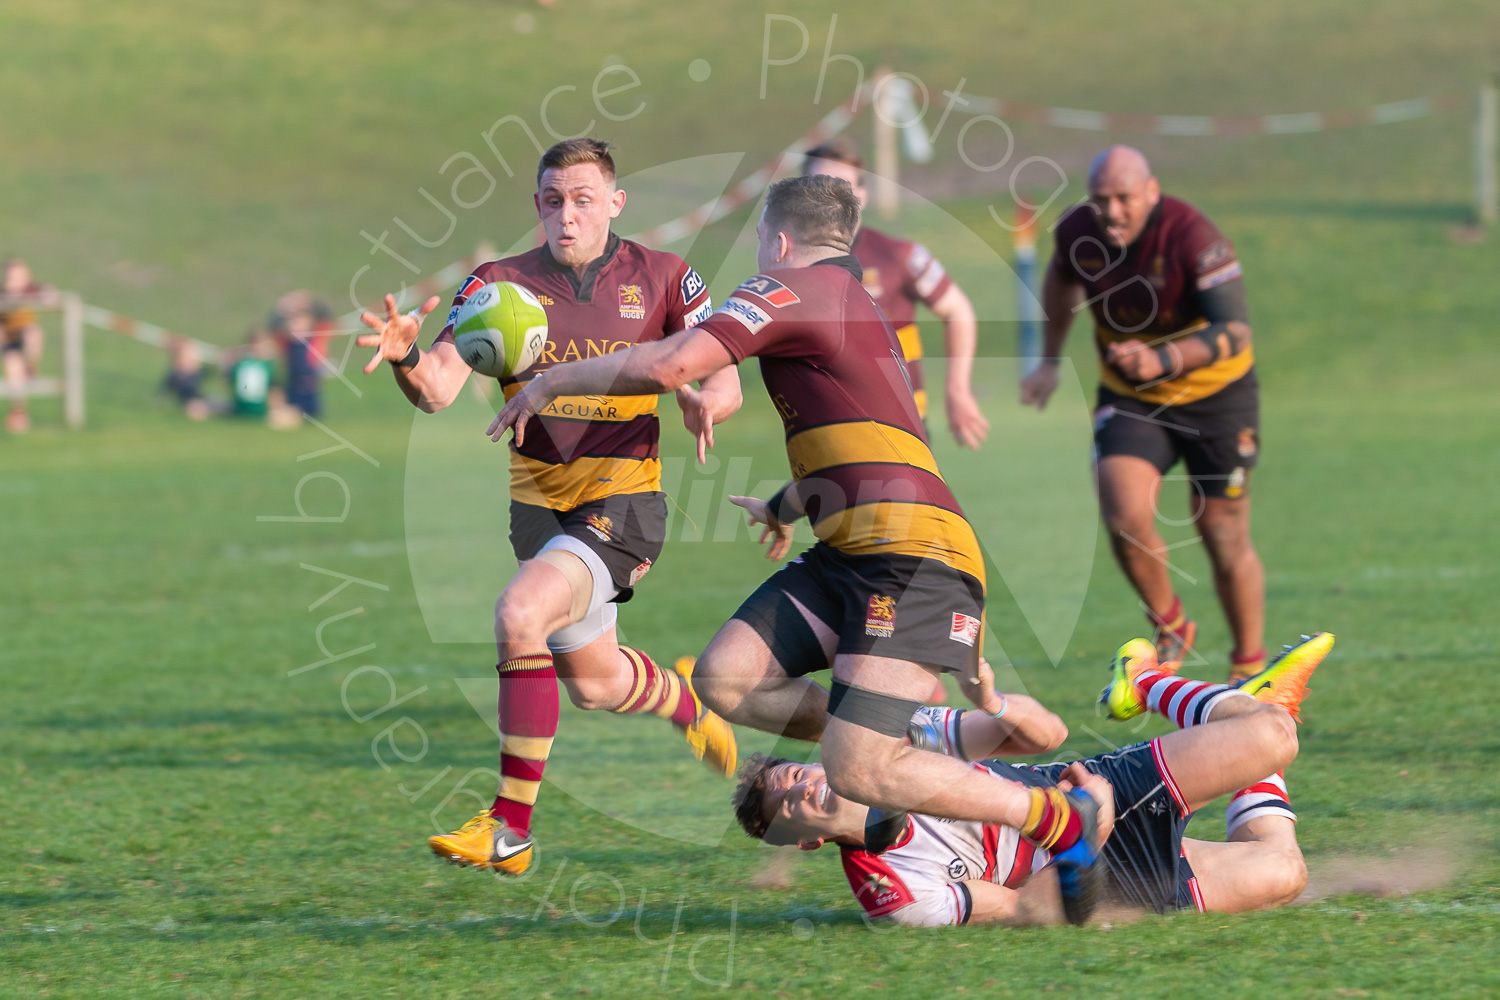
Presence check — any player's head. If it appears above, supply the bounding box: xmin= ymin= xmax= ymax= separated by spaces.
xmin=534 ymin=138 xmax=627 ymax=270
xmin=803 ymin=137 xmax=868 ymax=211
xmin=2 ymin=258 xmax=30 ymax=292
xmin=732 ymin=753 xmax=867 ymax=850
xmin=757 ymin=175 xmax=860 ymax=271
xmin=1087 ymin=145 xmax=1160 ymax=248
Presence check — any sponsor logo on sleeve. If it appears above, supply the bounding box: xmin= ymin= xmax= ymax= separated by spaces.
xmin=682 ymin=300 xmax=713 ymax=329
xmin=456 ymin=274 xmax=486 ymax=302
xmin=1197 ymin=260 xmax=1243 ymax=291
xmin=735 ymin=274 xmax=801 ymax=308
xmin=445 ymin=305 xmax=461 ymax=327
xmin=715 ymin=295 xmax=772 ymax=334
xmin=618 ymin=284 xmax=646 ymax=320
xmin=1196 ymin=239 xmax=1242 ymax=290
xmin=680 ymin=267 xmax=706 ymax=304
xmin=865 ymin=595 xmax=897 ymax=638
xmin=949 ymin=612 xmax=981 ymax=647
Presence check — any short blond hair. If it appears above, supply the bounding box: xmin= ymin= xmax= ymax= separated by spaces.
xmin=537 ymin=138 xmax=617 ymax=187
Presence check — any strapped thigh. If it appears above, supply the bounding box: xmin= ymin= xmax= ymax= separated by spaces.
xmin=827 ymin=679 xmax=922 ymax=738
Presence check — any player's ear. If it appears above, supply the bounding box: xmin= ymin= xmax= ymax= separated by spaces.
xmin=533 ymin=191 xmax=543 ymax=217
xmin=609 ymin=187 xmax=627 ymax=218
xmin=797 ymin=838 xmax=826 ymax=852
xmin=777 ymin=231 xmax=792 ymax=263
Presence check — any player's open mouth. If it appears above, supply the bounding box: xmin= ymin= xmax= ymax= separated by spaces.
xmin=817 ymin=784 xmax=831 ymax=809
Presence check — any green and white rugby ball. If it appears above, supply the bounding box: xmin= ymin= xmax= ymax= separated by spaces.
xmin=452 ymin=281 xmax=549 ymax=378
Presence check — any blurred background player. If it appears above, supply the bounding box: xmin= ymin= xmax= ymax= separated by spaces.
xmin=358 ymin=138 xmax=739 ymax=876
xmin=161 ymin=334 xmax=212 ymax=421
xmin=1021 ymin=146 xmax=1265 ymax=682
xmin=270 ymin=289 xmax=332 ymax=419
xmin=803 ymin=138 xmax=988 ymax=450
xmin=732 ymin=633 xmax=1331 ymax=926
xmin=0 ymin=258 xmax=58 ymax=433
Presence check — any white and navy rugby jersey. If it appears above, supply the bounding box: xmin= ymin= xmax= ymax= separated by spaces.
xmin=839 ymin=761 xmax=1053 ymax=927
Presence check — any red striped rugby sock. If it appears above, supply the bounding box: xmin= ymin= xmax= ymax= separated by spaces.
xmin=611 ymin=647 xmax=697 ymax=729
xmin=1226 ymin=772 xmax=1296 ymax=836
xmin=1137 ymin=670 xmax=1253 ymax=729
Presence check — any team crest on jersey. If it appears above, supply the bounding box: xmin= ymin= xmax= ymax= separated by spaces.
xmin=628 ymin=560 xmax=652 ymax=585
xmin=1149 ymin=254 xmax=1167 ymax=288
xmin=736 ymin=274 xmax=800 ymax=308
xmin=865 ymin=595 xmax=897 ymax=638
xmin=949 ymin=613 xmax=981 ymax=647
xmin=585 ymin=514 xmax=615 ymax=542
xmin=618 ymin=284 xmax=646 ymax=320
xmin=680 ymin=267 xmax=706 ymax=304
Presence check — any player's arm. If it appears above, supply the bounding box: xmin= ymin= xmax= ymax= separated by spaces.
xmin=1106 ymin=278 xmax=1251 ymax=383
xmin=488 ymin=327 xmax=734 ymax=444
xmin=927 ymin=283 xmax=989 ymax=449
xmin=356 ymin=294 xmax=473 ymax=412
xmin=959 ymin=879 xmax=1021 ymax=924
xmin=1021 ymin=256 xmax=1086 ymax=410
xmin=676 ymin=365 xmax=743 ymax=465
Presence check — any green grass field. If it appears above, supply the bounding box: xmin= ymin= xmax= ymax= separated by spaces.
xmin=3 ymin=2 xmax=1499 ymax=996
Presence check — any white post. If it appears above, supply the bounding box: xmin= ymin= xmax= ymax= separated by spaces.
xmin=1477 ymin=79 xmax=1498 ymax=225
xmin=63 ymin=293 xmax=84 ymax=428
xmin=872 ymin=67 xmax=899 ymax=220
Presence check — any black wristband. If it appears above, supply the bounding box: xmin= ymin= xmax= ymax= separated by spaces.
xmin=390 ymin=341 xmax=420 ymax=370
xmin=1154 ymin=346 xmax=1176 ymax=377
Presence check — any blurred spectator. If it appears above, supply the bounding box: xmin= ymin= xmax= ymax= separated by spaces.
xmin=1 ymin=258 xmax=58 ymax=433
xmin=270 ymin=290 xmax=332 ymax=418
xmin=161 ymin=334 xmax=212 ymax=421
xmin=228 ymin=329 xmax=278 ymax=419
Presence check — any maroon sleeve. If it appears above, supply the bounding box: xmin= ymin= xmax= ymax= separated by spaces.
xmin=697 ymin=273 xmax=838 ymax=363
xmin=662 ymin=258 xmax=713 ymax=334
xmin=1048 ymin=205 xmax=1100 ymax=285
xmin=1180 ymin=212 xmax=1243 ymax=293
xmin=432 ymin=267 xmax=496 ymax=347
xmin=901 ymin=242 xmax=953 ymax=308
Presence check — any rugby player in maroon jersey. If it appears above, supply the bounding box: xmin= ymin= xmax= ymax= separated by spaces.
xmin=358 ymin=139 xmax=739 ymax=876
xmin=489 ymin=174 xmax=1110 ymax=924
xmin=1022 ymin=146 xmax=1266 ymax=682
xmin=802 ymin=137 xmax=989 ymax=451
xmin=732 ymin=633 xmax=1330 ymax=927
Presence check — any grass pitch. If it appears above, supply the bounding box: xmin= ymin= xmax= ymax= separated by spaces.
xmin=3 ymin=2 xmax=1499 ymax=997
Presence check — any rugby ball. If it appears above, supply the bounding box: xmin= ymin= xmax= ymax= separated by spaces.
xmin=451 ymin=281 xmax=549 ymax=378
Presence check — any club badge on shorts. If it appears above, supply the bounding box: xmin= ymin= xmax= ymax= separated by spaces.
xmin=585 ymin=513 xmax=614 ymax=542
xmin=949 ymin=612 xmax=981 ymax=647
xmin=864 ymin=595 xmax=897 ymax=638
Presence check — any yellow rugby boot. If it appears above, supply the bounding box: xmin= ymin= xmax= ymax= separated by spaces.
xmin=1097 ymin=637 xmax=1163 ymax=721
xmin=427 ymin=812 xmax=533 ymax=875
xmin=675 ymin=656 xmax=737 ymax=778
xmin=1235 ymin=633 xmax=1334 ymax=722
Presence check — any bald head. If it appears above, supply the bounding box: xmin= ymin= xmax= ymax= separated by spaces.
xmin=1088 ymin=146 xmax=1160 ymax=247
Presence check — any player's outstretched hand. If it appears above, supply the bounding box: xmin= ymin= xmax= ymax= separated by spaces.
xmin=486 ymin=375 xmax=554 ymax=447
xmin=729 ymin=495 xmax=796 ymax=560
xmin=676 ymin=384 xmax=716 ymax=465
xmin=966 ymin=657 xmax=1007 ymax=715
xmin=1057 ymin=763 xmax=1115 ymax=846
xmin=946 ymin=390 xmax=991 ymax=450
xmin=356 ymin=294 xmax=441 ymax=374
xmin=1019 ymin=364 xmax=1059 ymax=410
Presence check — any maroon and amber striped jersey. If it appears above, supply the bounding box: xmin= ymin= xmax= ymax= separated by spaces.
xmin=1052 ymin=196 xmax=1251 ymax=406
xmin=851 ymin=227 xmax=953 ymax=419
xmin=435 ymin=234 xmax=711 ymax=511
xmin=697 ymin=257 xmax=983 ymax=588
